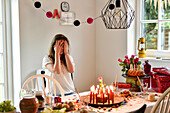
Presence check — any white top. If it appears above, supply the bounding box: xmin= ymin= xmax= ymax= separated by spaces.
xmin=42 ymin=55 xmax=75 ymax=94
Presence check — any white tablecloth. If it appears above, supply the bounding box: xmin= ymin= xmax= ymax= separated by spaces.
xmin=63 ymin=91 xmax=159 ymax=113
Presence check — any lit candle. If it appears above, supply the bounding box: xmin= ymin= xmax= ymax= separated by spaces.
xmin=100 ymin=86 xmax=103 ymax=94
xmin=103 ymin=88 xmax=105 ymax=105
xmin=97 ymin=85 xmax=99 ymax=94
xmin=106 ymin=86 xmax=108 ymax=94
xmin=108 ymin=88 xmax=110 ymax=104
xmin=110 ymin=85 xmax=114 ymax=104
xmin=90 ymin=85 xmax=95 ymax=104
xmin=113 ymin=92 xmax=114 ymax=104
xmin=93 ymin=92 xmax=95 ymax=104
xmin=90 ymin=86 xmax=93 ymax=103
xmin=95 ymin=90 xmax=98 ymax=104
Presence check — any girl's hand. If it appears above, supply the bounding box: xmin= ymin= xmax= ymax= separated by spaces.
xmin=54 ymin=40 xmax=64 ymax=55
xmin=64 ymin=40 xmax=69 ymax=54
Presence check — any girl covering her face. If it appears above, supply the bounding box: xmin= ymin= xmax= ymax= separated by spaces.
xmin=42 ymin=34 xmax=75 ymax=95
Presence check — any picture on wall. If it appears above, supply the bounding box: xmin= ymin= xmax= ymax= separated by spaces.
xmin=60 ymin=12 xmax=75 ymax=25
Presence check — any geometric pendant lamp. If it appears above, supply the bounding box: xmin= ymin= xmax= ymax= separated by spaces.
xmin=101 ymin=0 xmax=135 ymax=29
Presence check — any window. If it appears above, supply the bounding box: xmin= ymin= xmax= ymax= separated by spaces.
xmin=137 ymin=0 xmax=170 ymax=57
xmin=0 ymin=0 xmax=6 ymax=102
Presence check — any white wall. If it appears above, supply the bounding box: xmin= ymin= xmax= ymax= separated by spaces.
xmin=19 ymin=0 xmax=96 ymax=92
xmin=95 ymin=0 xmax=128 ymax=85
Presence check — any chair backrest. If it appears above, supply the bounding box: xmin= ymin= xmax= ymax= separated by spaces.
xmin=151 ymin=87 xmax=170 ymax=113
xmin=22 ymin=74 xmax=65 ymax=98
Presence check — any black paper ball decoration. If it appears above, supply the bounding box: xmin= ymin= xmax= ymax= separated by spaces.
xmin=109 ymin=4 xmax=115 ymax=10
xmin=34 ymin=1 xmax=41 ymax=8
xmin=73 ymin=20 xmax=80 ymax=26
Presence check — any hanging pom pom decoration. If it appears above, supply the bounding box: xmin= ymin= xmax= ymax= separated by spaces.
xmin=34 ymin=1 xmax=41 ymax=8
xmin=87 ymin=18 xmax=93 ymax=24
xmin=109 ymin=4 xmax=115 ymax=10
xmin=46 ymin=11 xmax=53 ymax=18
xmin=73 ymin=20 xmax=80 ymax=26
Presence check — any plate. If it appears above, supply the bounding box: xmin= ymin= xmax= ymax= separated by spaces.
xmin=81 ymin=95 xmax=124 ymax=107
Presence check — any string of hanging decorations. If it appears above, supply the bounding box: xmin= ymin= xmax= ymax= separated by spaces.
xmin=32 ymin=0 xmax=136 ymax=29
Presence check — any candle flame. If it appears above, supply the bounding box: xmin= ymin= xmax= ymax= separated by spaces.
xmin=110 ymin=85 xmax=113 ymax=91
xmin=97 ymin=85 xmax=99 ymax=88
xmin=91 ymin=85 xmax=95 ymax=92
xmin=108 ymin=88 xmax=110 ymax=93
xmin=103 ymin=88 xmax=105 ymax=93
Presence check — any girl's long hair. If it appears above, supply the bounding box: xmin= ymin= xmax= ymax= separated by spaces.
xmin=48 ymin=34 xmax=70 ymax=68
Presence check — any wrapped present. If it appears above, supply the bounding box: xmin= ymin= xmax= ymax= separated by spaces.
xmin=152 ymin=67 xmax=170 ymax=75
xmin=151 ymin=73 xmax=170 ymax=93
xmin=118 ymin=82 xmax=131 ymax=89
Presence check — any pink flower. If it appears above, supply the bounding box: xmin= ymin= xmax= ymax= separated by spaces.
xmin=98 ymin=77 xmax=103 ymax=82
xmin=125 ymin=55 xmax=128 ymax=59
xmin=131 ymin=55 xmax=135 ymax=58
xmin=118 ymin=58 xmax=122 ymax=62
xmin=124 ymin=59 xmax=128 ymax=63
xmin=128 ymin=61 xmax=131 ymax=64
xmin=135 ymin=58 xmax=139 ymax=63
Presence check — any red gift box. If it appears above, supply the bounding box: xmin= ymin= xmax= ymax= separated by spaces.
xmin=152 ymin=67 xmax=170 ymax=75
xmin=118 ymin=82 xmax=131 ymax=89
xmin=151 ymin=74 xmax=170 ymax=93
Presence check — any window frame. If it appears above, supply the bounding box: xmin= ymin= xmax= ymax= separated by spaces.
xmin=0 ymin=0 xmax=21 ymax=107
xmin=137 ymin=0 xmax=170 ymax=57
xmin=0 ymin=0 xmax=7 ymax=102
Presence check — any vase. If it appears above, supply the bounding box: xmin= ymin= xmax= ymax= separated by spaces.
xmin=19 ymin=89 xmax=39 ymax=113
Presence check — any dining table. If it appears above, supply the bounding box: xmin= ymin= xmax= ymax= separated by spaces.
xmin=62 ymin=91 xmax=161 ymax=113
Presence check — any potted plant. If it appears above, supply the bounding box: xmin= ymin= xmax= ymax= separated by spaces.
xmin=0 ymin=100 xmax=16 ymax=113
xmin=118 ymin=55 xmax=142 ymax=74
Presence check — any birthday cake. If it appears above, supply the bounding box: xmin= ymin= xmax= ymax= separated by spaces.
xmin=127 ymin=70 xmax=144 ymax=76
xmin=87 ymin=77 xmax=124 ymax=107
xmin=127 ymin=64 xmax=144 ymax=76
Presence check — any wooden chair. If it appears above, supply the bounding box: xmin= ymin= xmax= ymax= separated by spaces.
xmin=22 ymin=74 xmax=65 ymax=98
xmin=129 ymin=104 xmax=147 ymax=113
xmin=151 ymin=87 xmax=170 ymax=113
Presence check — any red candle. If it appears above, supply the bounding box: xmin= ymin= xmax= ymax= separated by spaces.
xmin=106 ymin=86 xmax=108 ymax=94
xmin=103 ymin=88 xmax=105 ymax=105
xmin=90 ymin=91 xmax=92 ymax=104
xmin=108 ymin=89 xmax=110 ymax=104
xmin=103 ymin=93 xmax=104 ymax=105
xmin=90 ymin=85 xmax=95 ymax=104
xmin=110 ymin=86 xmax=113 ymax=104
xmin=93 ymin=92 xmax=95 ymax=104
xmin=96 ymin=93 xmax=98 ymax=104
xmin=112 ymin=92 xmax=114 ymax=104
xmin=97 ymin=85 xmax=99 ymax=94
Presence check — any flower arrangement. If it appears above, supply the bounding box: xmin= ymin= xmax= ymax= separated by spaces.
xmin=98 ymin=77 xmax=105 ymax=86
xmin=118 ymin=55 xmax=141 ymax=74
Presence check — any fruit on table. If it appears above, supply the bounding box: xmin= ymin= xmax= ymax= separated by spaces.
xmin=40 ymin=107 xmax=66 ymax=113
xmin=0 ymin=100 xmax=16 ymax=112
